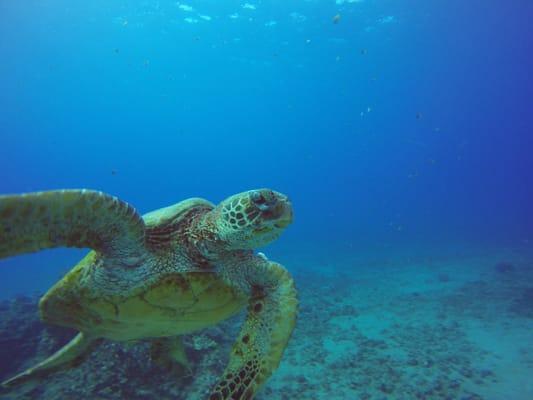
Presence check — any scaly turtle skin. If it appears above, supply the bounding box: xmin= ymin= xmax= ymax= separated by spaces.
xmin=0 ymin=188 xmax=297 ymax=400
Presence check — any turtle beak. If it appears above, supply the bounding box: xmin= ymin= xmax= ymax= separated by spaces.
xmin=250 ymin=189 xmax=293 ymax=230
xmin=275 ymin=218 xmax=292 ymax=229
xmin=274 ymin=196 xmax=293 ymax=229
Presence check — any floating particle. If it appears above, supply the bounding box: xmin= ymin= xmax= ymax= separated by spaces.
xmin=177 ymin=4 xmax=194 ymax=12
xmin=290 ymin=12 xmax=307 ymax=23
xmin=379 ymin=15 xmax=395 ymax=24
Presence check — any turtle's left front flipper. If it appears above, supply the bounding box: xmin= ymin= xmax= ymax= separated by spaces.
xmin=210 ymin=261 xmax=297 ymax=400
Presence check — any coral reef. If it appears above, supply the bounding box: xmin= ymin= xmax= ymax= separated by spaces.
xmin=1 ymin=252 xmax=533 ymax=399
xmin=508 ymin=287 xmax=533 ymax=318
xmin=494 ymin=261 xmax=515 ymax=274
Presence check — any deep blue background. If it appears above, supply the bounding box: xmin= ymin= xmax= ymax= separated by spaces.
xmin=1 ymin=0 xmax=532 ymax=298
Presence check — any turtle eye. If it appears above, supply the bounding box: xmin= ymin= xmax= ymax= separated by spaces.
xmin=251 ymin=192 xmax=271 ymax=211
xmin=251 ymin=192 xmax=266 ymax=205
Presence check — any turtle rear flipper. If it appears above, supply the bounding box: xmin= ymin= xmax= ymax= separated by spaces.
xmin=150 ymin=336 xmax=192 ymax=375
xmin=1 ymin=333 xmax=100 ymax=390
xmin=0 ymin=189 xmax=146 ymax=263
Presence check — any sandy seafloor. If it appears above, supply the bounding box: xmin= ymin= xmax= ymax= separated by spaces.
xmin=1 ymin=246 xmax=532 ymax=400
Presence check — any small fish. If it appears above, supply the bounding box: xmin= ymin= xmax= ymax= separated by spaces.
xmin=332 ymin=14 xmax=341 ymax=24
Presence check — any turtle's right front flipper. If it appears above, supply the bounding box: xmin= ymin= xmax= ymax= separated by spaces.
xmin=210 ymin=260 xmax=297 ymax=400
xmin=0 ymin=189 xmax=146 ymax=262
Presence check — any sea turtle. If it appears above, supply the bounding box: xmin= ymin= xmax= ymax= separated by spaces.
xmin=0 ymin=188 xmax=297 ymax=399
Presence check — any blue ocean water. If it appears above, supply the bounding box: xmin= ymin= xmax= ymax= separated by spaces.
xmin=1 ymin=0 xmax=532 ymax=296
xmin=0 ymin=1 xmax=532 ymax=399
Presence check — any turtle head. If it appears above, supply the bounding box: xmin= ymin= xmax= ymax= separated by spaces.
xmin=209 ymin=189 xmax=293 ymax=251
